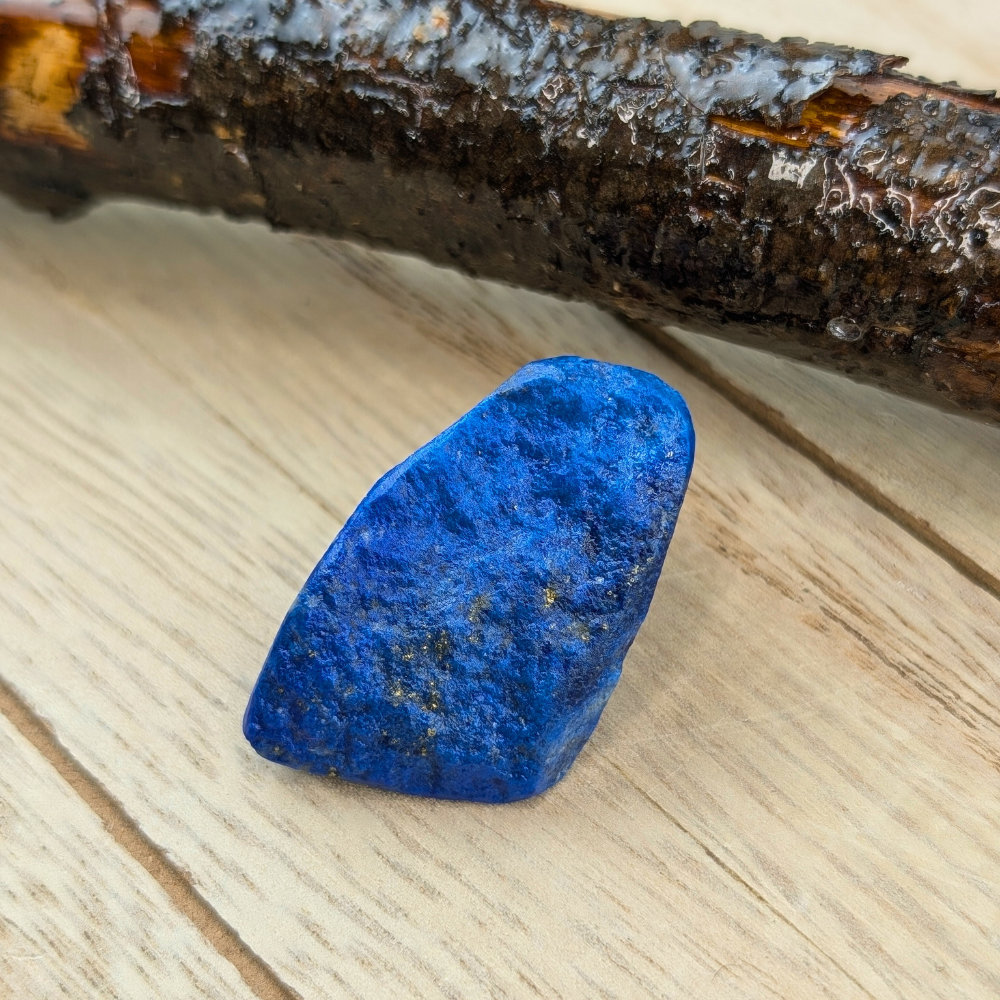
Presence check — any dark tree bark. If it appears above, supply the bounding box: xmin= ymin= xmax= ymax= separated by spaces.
xmin=2 ymin=0 xmax=999 ymax=419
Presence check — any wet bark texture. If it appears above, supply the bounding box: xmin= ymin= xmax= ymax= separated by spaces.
xmin=2 ymin=0 xmax=999 ymax=419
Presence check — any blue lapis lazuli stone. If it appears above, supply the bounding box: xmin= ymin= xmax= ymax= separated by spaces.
xmin=244 ymin=356 xmax=695 ymax=803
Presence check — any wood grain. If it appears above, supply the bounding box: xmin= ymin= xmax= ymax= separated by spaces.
xmin=659 ymin=327 xmax=1000 ymax=595
xmin=0 ymin=709 xmax=258 ymax=999
xmin=0 ymin=196 xmax=998 ymax=998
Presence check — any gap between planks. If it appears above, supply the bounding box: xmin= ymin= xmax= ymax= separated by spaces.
xmin=641 ymin=323 xmax=1000 ymax=604
xmin=0 ymin=675 xmax=301 ymax=1000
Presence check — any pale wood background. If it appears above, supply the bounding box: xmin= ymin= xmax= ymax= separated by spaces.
xmin=1 ymin=2 xmax=999 ymax=998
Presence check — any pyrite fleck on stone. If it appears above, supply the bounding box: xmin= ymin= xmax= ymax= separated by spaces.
xmin=243 ymin=356 xmax=695 ymax=802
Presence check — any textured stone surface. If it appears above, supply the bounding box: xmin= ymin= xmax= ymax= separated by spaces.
xmin=243 ymin=356 xmax=695 ymax=802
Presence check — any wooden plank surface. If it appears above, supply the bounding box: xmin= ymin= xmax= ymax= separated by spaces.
xmin=589 ymin=0 xmax=1000 ymax=91
xmin=662 ymin=328 xmax=1000 ymax=593
xmin=1 ymin=1 xmax=999 ymax=997
xmin=0 ymin=712 xmax=258 ymax=999
xmin=1 ymin=197 xmax=999 ymax=1000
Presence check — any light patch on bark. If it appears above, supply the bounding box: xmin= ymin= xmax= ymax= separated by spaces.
xmin=769 ymin=149 xmax=817 ymax=188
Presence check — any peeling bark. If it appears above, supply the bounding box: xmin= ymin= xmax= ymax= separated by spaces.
xmin=1 ymin=0 xmax=999 ymax=419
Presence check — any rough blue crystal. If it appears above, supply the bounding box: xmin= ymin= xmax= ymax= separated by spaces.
xmin=244 ymin=356 xmax=695 ymax=803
